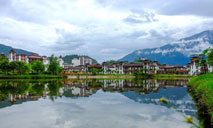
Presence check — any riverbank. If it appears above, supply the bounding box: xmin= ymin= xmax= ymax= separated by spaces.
xmin=153 ymin=74 xmax=191 ymax=79
xmin=0 ymin=74 xmax=66 ymax=79
xmin=188 ymin=73 xmax=213 ymax=126
xmin=68 ymin=75 xmax=135 ymax=79
xmin=67 ymin=74 xmax=190 ymax=79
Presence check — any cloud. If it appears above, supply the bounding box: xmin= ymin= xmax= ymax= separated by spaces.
xmin=0 ymin=90 xmax=195 ymax=128
xmin=124 ymin=10 xmax=158 ymax=24
xmin=0 ymin=0 xmax=213 ymax=62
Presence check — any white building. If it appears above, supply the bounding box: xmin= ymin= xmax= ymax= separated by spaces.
xmin=72 ymin=57 xmax=92 ymax=67
xmin=72 ymin=58 xmax=81 ymax=67
xmin=57 ymin=56 xmax=64 ymax=68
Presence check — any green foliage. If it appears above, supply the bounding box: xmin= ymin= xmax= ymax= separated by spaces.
xmin=133 ymin=68 xmax=148 ymax=77
xmin=89 ymin=68 xmax=103 ymax=75
xmin=207 ymin=48 xmax=213 ymax=66
xmin=31 ymin=83 xmax=45 ymax=96
xmin=31 ymin=60 xmax=45 ymax=74
xmin=9 ymin=61 xmax=19 ymax=73
xmin=48 ymin=55 xmax=61 ymax=75
xmin=188 ymin=73 xmax=213 ymax=114
xmin=16 ymin=61 xmax=31 ymax=74
xmin=0 ymin=80 xmax=64 ymax=101
xmin=106 ymin=60 xmax=119 ymax=65
xmin=0 ymin=56 xmax=10 ymax=74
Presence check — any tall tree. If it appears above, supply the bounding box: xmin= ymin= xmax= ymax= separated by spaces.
xmin=207 ymin=48 xmax=213 ymax=66
xmin=198 ymin=49 xmax=209 ymax=74
xmin=48 ymin=55 xmax=61 ymax=75
xmin=31 ymin=60 xmax=45 ymax=74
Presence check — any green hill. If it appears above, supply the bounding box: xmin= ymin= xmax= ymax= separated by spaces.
xmin=0 ymin=44 xmax=33 ymax=56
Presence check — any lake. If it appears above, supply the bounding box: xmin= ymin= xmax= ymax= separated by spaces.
xmin=0 ymin=79 xmax=199 ymax=128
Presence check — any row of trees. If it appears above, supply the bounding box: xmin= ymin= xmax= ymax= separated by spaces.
xmin=0 ymin=55 xmax=63 ymax=75
xmin=197 ymin=48 xmax=213 ymax=74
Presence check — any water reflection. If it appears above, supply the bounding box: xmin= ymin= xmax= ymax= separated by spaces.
xmin=0 ymin=79 xmax=198 ymax=128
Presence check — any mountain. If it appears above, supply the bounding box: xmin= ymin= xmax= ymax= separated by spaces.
xmin=119 ymin=30 xmax=213 ymax=65
xmin=63 ymin=55 xmax=98 ymax=64
xmin=0 ymin=44 xmax=33 ymax=56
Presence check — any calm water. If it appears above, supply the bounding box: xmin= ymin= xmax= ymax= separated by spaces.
xmin=0 ymin=79 xmax=199 ymax=128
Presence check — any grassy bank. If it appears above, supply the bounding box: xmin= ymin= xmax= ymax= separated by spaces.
xmin=153 ymin=74 xmax=191 ymax=79
xmin=188 ymin=73 xmax=213 ymax=126
xmin=0 ymin=74 xmax=66 ymax=79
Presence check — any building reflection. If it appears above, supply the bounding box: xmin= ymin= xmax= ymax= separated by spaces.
xmin=0 ymin=79 xmax=189 ymax=108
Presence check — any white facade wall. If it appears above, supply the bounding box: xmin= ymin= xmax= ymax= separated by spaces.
xmin=189 ymin=62 xmax=200 ymax=76
xmin=208 ymin=65 xmax=213 ymax=72
xmin=72 ymin=57 xmax=92 ymax=67
xmin=72 ymin=58 xmax=81 ymax=67
xmin=57 ymin=58 xmax=64 ymax=68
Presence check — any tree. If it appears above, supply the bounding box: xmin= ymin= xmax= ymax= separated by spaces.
xmin=9 ymin=61 xmax=19 ymax=74
xmin=90 ymin=68 xmax=98 ymax=75
xmin=31 ymin=60 xmax=45 ymax=74
xmin=197 ymin=49 xmax=209 ymax=74
xmin=48 ymin=55 xmax=61 ymax=75
xmin=0 ymin=56 xmax=10 ymax=74
xmin=16 ymin=61 xmax=31 ymax=74
xmin=207 ymin=48 xmax=213 ymax=66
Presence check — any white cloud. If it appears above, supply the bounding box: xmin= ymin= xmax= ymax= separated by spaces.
xmin=0 ymin=90 xmax=195 ymax=128
xmin=0 ymin=0 xmax=213 ymax=62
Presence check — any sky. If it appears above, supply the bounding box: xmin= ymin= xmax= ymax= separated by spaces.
xmin=0 ymin=0 xmax=213 ymax=62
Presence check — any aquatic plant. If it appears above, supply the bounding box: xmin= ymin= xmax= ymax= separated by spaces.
xmin=159 ymin=97 xmax=168 ymax=104
xmin=185 ymin=116 xmax=193 ymax=123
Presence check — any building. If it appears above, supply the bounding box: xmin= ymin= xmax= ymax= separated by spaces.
xmin=28 ymin=53 xmax=43 ymax=63
xmin=9 ymin=49 xmax=44 ymax=64
xmin=8 ymin=49 xmax=54 ymax=66
xmin=57 ymin=56 xmax=64 ymax=68
xmin=188 ymin=56 xmax=213 ymax=75
xmin=72 ymin=57 xmax=92 ymax=67
xmin=0 ymin=53 xmax=6 ymax=57
xmin=158 ymin=65 xmax=188 ymax=75
xmin=102 ymin=62 xmax=124 ymax=74
xmin=101 ymin=61 xmax=159 ymax=75
xmin=9 ymin=49 xmax=30 ymax=63
xmin=65 ymin=65 xmax=87 ymax=73
xmin=88 ymin=64 xmax=102 ymax=71
xmin=42 ymin=56 xmax=49 ymax=65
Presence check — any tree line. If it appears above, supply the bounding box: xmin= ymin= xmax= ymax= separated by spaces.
xmin=0 ymin=55 xmax=63 ymax=75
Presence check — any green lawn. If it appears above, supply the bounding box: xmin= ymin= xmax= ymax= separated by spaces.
xmin=188 ymin=73 xmax=213 ymax=115
xmin=153 ymin=74 xmax=191 ymax=79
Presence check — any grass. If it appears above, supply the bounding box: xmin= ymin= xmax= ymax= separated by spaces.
xmin=0 ymin=74 xmax=66 ymax=79
xmin=153 ymin=74 xmax=191 ymax=79
xmin=188 ymin=73 xmax=213 ymax=115
xmin=73 ymin=74 xmax=134 ymax=76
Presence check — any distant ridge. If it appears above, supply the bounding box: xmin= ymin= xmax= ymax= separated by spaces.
xmin=0 ymin=44 xmax=33 ymax=56
xmin=119 ymin=30 xmax=213 ymax=65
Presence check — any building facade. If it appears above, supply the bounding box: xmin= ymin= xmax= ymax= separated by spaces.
xmin=188 ymin=56 xmax=213 ymax=75
xmin=72 ymin=57 xmax=92 ymax=67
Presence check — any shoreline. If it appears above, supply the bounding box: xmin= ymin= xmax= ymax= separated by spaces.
xmin=68 ymin=74 xmax=190 ymax=79
xmin=0 ymin=74 xmax=66 ymax=79
xmin=0 ymin=74 xmax=191 ymax=80
xmin=187 ymin=73 xmax=213 ymax=127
